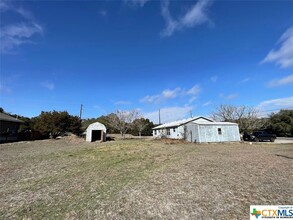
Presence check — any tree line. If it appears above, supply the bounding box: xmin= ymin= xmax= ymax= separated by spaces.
xmin=211 ymin=105 xmax=293 ymax=137
xmin=0 ymin=108 xmax=155 ymax=140
xmin=1 ymin=106 xmax=292 ymax=139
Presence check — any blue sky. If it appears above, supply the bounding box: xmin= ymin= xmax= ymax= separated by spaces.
xmin=1 ymin=0 xmax=293 ymax=123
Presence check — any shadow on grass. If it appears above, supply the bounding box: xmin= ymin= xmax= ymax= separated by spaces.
xmin=276 ymin=154 xmax=293 ymax=160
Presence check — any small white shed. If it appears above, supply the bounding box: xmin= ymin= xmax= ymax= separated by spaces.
xmin=86 ymin=122 xmax=107 ymax=142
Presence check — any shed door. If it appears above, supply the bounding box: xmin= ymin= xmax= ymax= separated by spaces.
xmin=92 ymin=130 xmax=102 ymax=142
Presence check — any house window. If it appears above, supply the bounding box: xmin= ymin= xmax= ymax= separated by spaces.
xmin=173 ymin=128 xmax=176 ymax=132
xmin=218 ymin=128 xmax=222 ymax=135
xmin=154 ymin=130 xmax=157 ymax=135
xmin=167 ymin=129 xmax=170 ymax=135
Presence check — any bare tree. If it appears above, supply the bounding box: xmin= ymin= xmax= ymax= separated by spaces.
xmin=133 ymin=117 xmax=148 ymax=137
xmin=108 ymin=110 xmax=139 ymax=137
xmin=211 ymin=104 xmax=262 ymax=132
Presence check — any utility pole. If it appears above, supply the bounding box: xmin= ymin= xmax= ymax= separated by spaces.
xmin=79 ymin=104 xmax=83 ymax=137
xmin=79 ymin=104 xmax=83 ymax=120
xmin=159 ymin=109 xmax=161 ymax=124
xmin=190 ymin=111 xmax=193 ymax=118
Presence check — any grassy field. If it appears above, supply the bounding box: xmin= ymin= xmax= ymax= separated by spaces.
xmin=0 ymin=137 xmax=292 ymax=219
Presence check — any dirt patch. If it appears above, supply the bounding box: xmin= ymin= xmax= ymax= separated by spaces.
xmin=0 ymin=139 xmax=292 ymax=219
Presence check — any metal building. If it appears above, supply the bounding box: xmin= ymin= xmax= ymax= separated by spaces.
xmin=185 ymin=121 xmax=240 ymax=143
xmin=152 ymin=116 xmax=240 ymax=143
xmin=86 ymin=122 xmax=107 ymax=142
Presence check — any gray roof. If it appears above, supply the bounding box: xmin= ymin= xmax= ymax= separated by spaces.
xmin=0 ymin=112 xmax=24 ymax=123
xmin=191 ymin=121 xmax=238 ymax=125
xmin=153 ymin=116 xmax=213 ymax=129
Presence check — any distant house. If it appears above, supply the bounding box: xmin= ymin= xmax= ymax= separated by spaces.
xmin=0 ymin=112 xmax=24 ymax=142
xmin=86 ymin=122 xmax=107 ymax=142
xmin=152 ymin=116 xmax=240 ymax=143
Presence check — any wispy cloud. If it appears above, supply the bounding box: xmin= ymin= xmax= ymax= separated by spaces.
xmin=161 ymin=0 xmax=212 ymax=37
xmin=202 ymin=101 xmax=212 ymax=106
xmin=226 ymin=94 xmax=238 ymax=100
xmin=187 ymin=84 xmax=201 ymax=95
xmin=0 ymin=81 xmax=12 ymax=94
xmin=0 ymin=1 xmax=33 ymax=19
xmin=41 ymin=81 xmax=55 ymax=91
xmin=114 ymin=100 xmax=132 ymax=105
xmin=219 ymin=93 xmax=238 ymax=100
xmin=267 ymin=74 xmax=293 ymax=87
xmin=0 ymin=1 xmax=9 ymax=11
xmin=257 ymin=96 xmax=293 ymax=116
xmin=210 ymin=76 xmax=218 ymax=82
xmin=240 ymin=77 xmax=250 ymax=83
xmin=125 ymin=0 xmax=150 ymax=7
xmin=262 ymin=26 xmax=293 ymax=68
xmin=0 ymin=1 xmax=43 ymax=53
xmin=1 ymin=24 xmax=43 ymax=53
xmin=99 ymin=10 xmax=107 ymax=17
xmin=141 ymin=84 xmax=201 ymax=104
xmin=188 ymin=96 xmax=197 ymax=104
xmin=144 ymin=106 xmax=194 ymax=124
xmin=140 ymin=87 xmax=181 ymax=103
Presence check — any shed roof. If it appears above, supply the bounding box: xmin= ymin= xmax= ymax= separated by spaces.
xmin=191 ymin=121 xmax=238 ymax=125
xmin=0 ymin=112 xmax=24 ymax=123
xmin=86 ymin=122 xmax=107 ymax=131
xmin=153 ymin=116 xmax=213 ymax=129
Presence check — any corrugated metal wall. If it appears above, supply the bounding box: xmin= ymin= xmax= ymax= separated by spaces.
xmin=186 ymin=124 xmax=240 ymax=143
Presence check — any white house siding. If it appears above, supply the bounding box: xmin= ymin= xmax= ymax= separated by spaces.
xmin=177 ymin=126 xmax=185 ymax=139
xmin=153 ymin=126 xmax=188 ymax=139
xmin=193 ymin=118 xmax=212 ymax=123
xmin=185 ymin=124 xmax=200 ymax=143
xmin=186 ymin=123 xmax=240 ymax=143
xmin=152 ymin=117 xmax=214 ymax=139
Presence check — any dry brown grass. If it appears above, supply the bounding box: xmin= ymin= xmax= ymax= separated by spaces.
xmin=0 ymin=138 xmax=292 ymax=219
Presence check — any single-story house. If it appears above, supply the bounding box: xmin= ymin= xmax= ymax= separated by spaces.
xmin=152 ymin=116 xmax=240 ymax=143
xmin=86 ymin=122 xmax=107 ymax=142
xmin=0 ymin=112 xmax=24 ymax=142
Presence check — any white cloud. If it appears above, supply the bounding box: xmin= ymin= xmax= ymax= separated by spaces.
xmin=1 ymin=23 xmax=43 ymax=53
xmin=162 ymin=88 xmax=180 ymax=98
xmin=41 ymin=81 xmax=55 ymax=90
xmin=262 ymin=26 xmax=293 ymax=68
xmin=144 ymin=106 xmax=194 ymax=124
xmin=161 ymin=0 xmax=212 ymax=37
xmin=267 ymin=74 xmax=293 ymax=87
xmin=187 ymin=84 xmax=201 ymax=95
xmin=1 ymin=22 xmax=42 ymax=38
xmin=219 ymin=93 xmax=238 ymax=100
xmin=140 ymin=87 xmax=181 ymax=104
xmin=0 ymin=2 xmax=43 ymax=53
xmin=181 ymin=0 xmax=211 ymax=27
xmin=0 ymin=1 xmax=32 ymax=19
xmin=141 ymin=84 xmax=201 ymax=104
xmin=114 ymin=100 xmax=132 ymax=105
xmin=257 ymin=97 xmax=293 ymax=116
xmin=202 ymin=101 xmax=212 ymax=106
